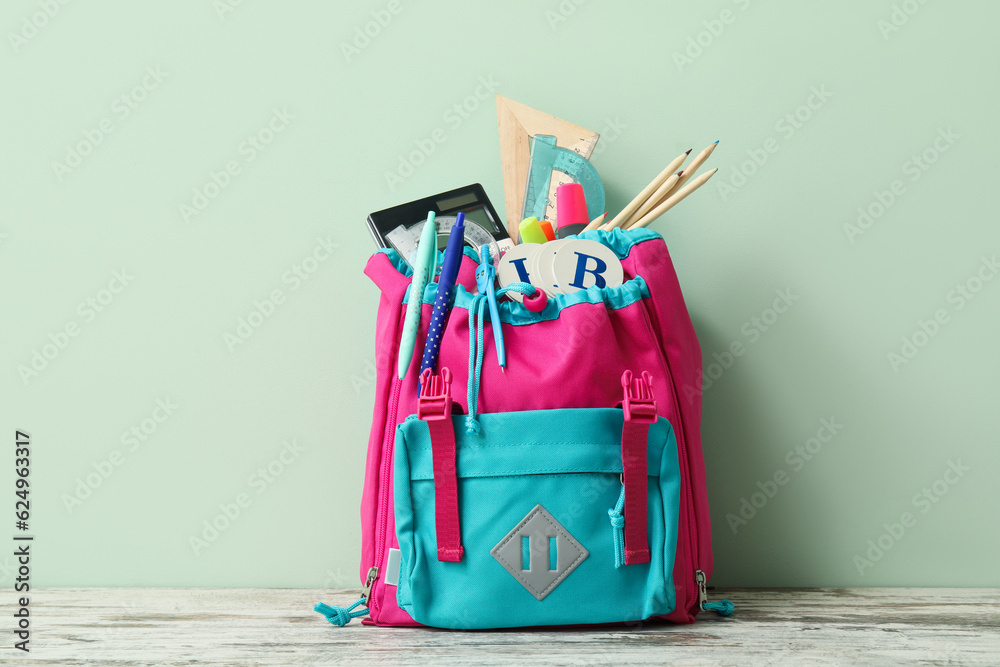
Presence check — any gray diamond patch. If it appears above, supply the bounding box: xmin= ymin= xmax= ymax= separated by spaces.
xmin=490 ymin=504 xmax=588 ymax=601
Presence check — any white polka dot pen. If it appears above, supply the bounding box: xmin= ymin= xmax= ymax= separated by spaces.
xmin=418 ymin=212 xmax=466 ymax=379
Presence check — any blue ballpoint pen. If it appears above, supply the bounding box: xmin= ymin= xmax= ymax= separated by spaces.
xmin=475 ymin=245 xmax=506 ymax=370
xmin=419 ymin=212 xmax=466 ymax=376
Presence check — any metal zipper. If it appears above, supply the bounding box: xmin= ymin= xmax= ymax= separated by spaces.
xmin=695 ymin=569 xmax=709 ymax=610
xmin=666 ymin=373 xmax=702 ymax=611
xmin=695 ymin=568 xmax=733 ymax=615
xmin=370 ymin=291 xmax=410 ymax=614
xmin=370 ymin=274 xmax=435 ymax=616
xmin=361 ymin=566 xmax=379 ymax=603
xmin=370 ymin=375 xmax=402 ymax=615
xmin=639 ymin=304 xmax=702 ymax=615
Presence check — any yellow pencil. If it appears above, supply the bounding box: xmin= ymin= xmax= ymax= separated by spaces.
xmin=604 ymin=149 xmax=691 ymax=229
xmin=628 ymin=168 xmax=718 ymax=229
xmin=622 ymin=170 xmax=683 ymax=228
xmin=664 ymin=140 xmax=718 ymax=197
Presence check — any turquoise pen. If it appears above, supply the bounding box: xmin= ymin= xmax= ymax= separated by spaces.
xmin=397 ymin=211 xmax=437 ymax=379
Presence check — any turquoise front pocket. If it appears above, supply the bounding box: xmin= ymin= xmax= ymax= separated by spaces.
xmin=393 ymin=407 xmax=681 ymax=629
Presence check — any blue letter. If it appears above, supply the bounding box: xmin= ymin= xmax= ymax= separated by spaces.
xmin=509 ymin=257 xmax=531 ymax=283
xmin=569 ymin=253 xmax=607 ymax=289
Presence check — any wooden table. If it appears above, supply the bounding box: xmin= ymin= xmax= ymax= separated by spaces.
xmin=15 ymin=588 xmax=1000 ymax=665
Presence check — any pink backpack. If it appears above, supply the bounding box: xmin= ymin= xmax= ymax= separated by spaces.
xmin=318 ymin=228 xmax=730 ymax=628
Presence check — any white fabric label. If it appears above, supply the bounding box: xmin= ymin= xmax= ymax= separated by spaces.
xmin=384 ymin=548 xmax=401 ymax=587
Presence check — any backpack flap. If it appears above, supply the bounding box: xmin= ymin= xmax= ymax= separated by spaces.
xmin=392 ymin=369 xmax=681 ymax=630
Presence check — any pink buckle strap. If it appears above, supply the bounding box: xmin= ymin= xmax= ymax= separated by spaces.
xmin=621 ymin=370 xmax=656 ymax=565
xmin=418 ymin=368 xmax=464 ymax=563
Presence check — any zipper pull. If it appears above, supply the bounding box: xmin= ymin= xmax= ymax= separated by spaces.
xmin=695 ymin=569 xmax=734 ymax=617
xmin=314 ymin=567 xmax=379 ymax=627
xmin=361 ymin=566 xmax=379 ymax=602
xmin=695 ymin=569 xmax=709 ymax=609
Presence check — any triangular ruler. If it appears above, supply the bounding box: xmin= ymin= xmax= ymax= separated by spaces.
xmin=496 ymin=95 xmax=600 ymax=239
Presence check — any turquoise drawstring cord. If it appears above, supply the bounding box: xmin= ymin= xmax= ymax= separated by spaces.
xmin=704 ymin=600 xmax=735 ymax=616
xmin=466 ymin=295 xmax=487 ymax=434
xmin=495 ymin=282 xmax=535 ymax=299
xmin=465 ymin=281 xmax=535 ymax=435
xmin=608 ymin=484 xmax=626 ymax=569
xmin=314 ymin=597 xmax=368 ymax=626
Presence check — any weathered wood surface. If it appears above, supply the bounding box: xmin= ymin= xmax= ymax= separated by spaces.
xmin=10 ymin=588 xmax=1000 ymax=665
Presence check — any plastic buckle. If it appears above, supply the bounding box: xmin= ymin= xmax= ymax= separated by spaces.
xmin=418 ymin=367 xmax=453 ymax=422
xmin=621 ymin=370 xmax=658 ymax=423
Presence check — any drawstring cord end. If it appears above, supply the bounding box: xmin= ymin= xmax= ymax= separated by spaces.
xmin=704 ymin=600 xmax=735 ymax=616
xmin=608 ymin=484 xmax=626 ymax=569
xmin=314 ymin=597 xmax=369 ymax=626
xmin=465 ymin=414 xmax=481 ymax=435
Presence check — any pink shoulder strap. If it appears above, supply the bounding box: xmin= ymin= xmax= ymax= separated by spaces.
xmin=621 ymin=370 xmax=656 ymax=565
xmin=418 ymin=368 xmax=464 ymax=563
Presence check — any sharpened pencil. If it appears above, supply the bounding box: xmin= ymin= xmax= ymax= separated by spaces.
xmin=581 ymin=212 xmax=608 ymax=232
xmin=623 ymin=170 xmax=683 ymax=227
xmin=605 ymin=149 xmax=691 ymax=229
xmin=663 ymin=140 xmax=718 ymax=197
xmin=628 ymin=168 xmax=718 ymax=229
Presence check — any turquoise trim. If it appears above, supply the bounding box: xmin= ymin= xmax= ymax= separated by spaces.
xmin=407 ymin=276 xmax=650 ymax=325
xmin=573 ymin=227 xmax=662 ymax=258
xmin=402 ymin=409 xmax=672 ymax=480
xmin=376 ymin=247 xmax=410 ymax=276
xmin=389 ymin=230 xmax=661 ymax=323
xmin=393 ymin=405 xmax=681 ymax=629
xmin=490 ymin=276 xmax=650 ymax=326
xmin=380 ymin=228 xmax=660 ymax=279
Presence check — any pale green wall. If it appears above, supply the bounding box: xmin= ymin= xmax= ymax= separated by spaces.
xmin=2 ymin=0 xmax=997 ymax=589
